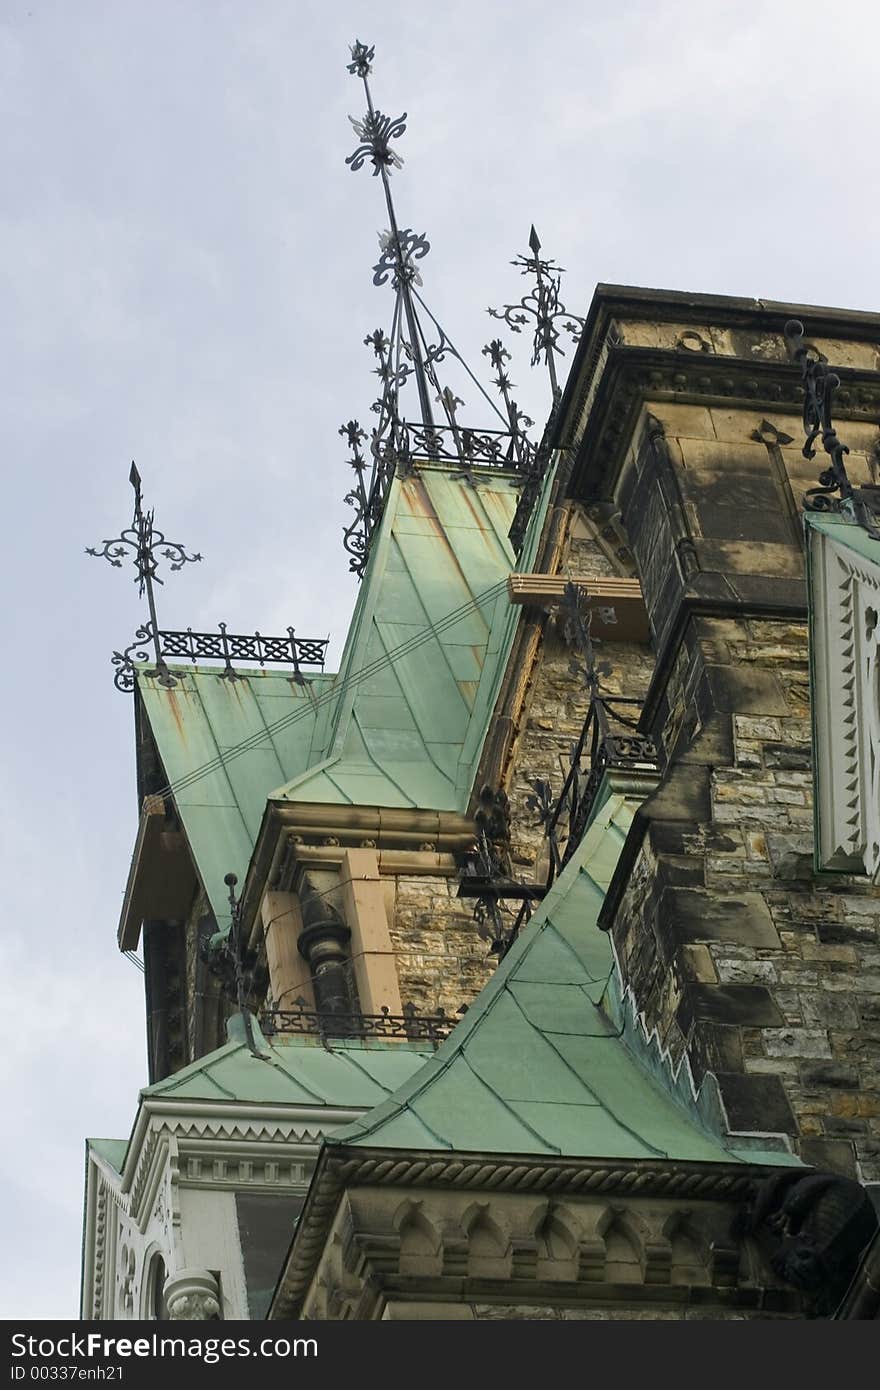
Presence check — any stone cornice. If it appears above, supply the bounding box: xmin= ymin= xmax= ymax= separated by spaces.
xmin=269 ymin=1144 xmax=783 ymax=1318
xmin=564 ymin=347 xmax=880 ymax=504
xmin=552 ymin=285 xmax=880 ymax=479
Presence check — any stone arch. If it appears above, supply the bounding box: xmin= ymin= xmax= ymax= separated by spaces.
xmin=661 ymin=1211 xmax=711 ymax=1286
xmin=597 ymin=1208 xmax=644 ymax=1285
xmin=139 ymin=1246 xmax=167 ymax=1320
xmin=461 ymin=1204 xmax=511 ymax=1279
xmin=393 ymin=1200 xmax=442 ymax=1277
xmin=534 ymin=1206 xmax=579 ymax=1282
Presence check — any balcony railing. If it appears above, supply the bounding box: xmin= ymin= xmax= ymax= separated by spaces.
xmin=544 ymin=694 xmax=657 ymax=882
xmin=260 ymin=1001 xmax=459 ymax=1048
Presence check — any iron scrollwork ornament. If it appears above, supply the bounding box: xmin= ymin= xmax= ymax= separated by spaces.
xmin=339 ymin=39 xmax=537 ymax=578
xmin=785 ymin=318 xmax=880 ymax=541
xmin=489 ymin=225 xmax=585 ymax=401
xmin=87 ymin=462 xmax=202 ymax=691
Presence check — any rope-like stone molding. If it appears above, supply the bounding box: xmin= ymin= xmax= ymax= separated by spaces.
xmin=269 ymin=1148 xmax=766 ymax=1316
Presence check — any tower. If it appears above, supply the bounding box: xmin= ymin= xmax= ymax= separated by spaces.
xmin=81 ymin=43 xmax=880 ymax=1322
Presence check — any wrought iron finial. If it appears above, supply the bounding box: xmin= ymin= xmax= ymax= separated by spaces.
xmin=784 ymin=319 xmax=880 ymax=541
xmin=488 ymin=225 xmax=585 ymax=401
xmin=339 ymin=42 xmax=537 ymax=580
xmin=347 ymin=40 xmax=374 ymax=78
xmin=482 ymin=338 xmax=534 ymax=462
xmin=87 ymin=464 xmax=202 ymax=691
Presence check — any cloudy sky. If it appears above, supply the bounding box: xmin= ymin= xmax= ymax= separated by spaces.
xmin=1 ymin=0 xmax=878 ymax=1320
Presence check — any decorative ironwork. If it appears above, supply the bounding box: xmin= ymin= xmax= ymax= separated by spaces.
xmin=785 ymin=319 xmax=880 ymax=541
xmin=529 ymin=583 xmax=657 ymax=884
xmin=346 ymin=109 xmax=408 ymax=176
xmin=488 ymin=225 xmax=585 ymax=401
xmin=109 ymin=624 xmax=327 ymax=694
xmin=341 ymin=40 xmax=535 ymax=578
xmin=457 ymin=786 xmax=546 ymax=959
xmin=158 ymin=625 xmax=327 ymax=678
xmin=87 ymin=462 xmax=201 ymax=690
xmin=200 ymin=873 xmax=264 ymax=1056
xmin=260 ymin=999 xmax=456 ymax=1048
xmin=373 ymin=228 xmax=429 ymax=287
xmin=90 ymin=464 xmax=329 ymax=690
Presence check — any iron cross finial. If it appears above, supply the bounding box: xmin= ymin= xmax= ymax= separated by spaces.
xmin=86 ymin=463 xmax=202 ymax=691
xmin=489 ymin=226 xmax=585 ymax=402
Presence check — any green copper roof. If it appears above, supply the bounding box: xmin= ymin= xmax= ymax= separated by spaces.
xmin=137 ymin=463 xmax=552 ymax=928
xmin=333 ymin=794 xmax=798 ymax=1166
xmin=805 ymin=510 xmax=880 ymax=568
xmin=270 ymin=466 xmax=522 ymax=810
xmin=141 ymin=1018 xmax=434 ymax=1109
xmin=86 ymin=1138 xmax=128 ymax=1175
xmin=137 ymin=667 xmax=336 ymax=929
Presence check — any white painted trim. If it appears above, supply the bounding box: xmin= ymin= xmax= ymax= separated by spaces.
xmin=808 ymin=524 xmax=880 ymax=881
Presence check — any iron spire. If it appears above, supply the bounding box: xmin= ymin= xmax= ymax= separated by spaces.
xmin=340 ymin=40 xmax=537 ymax=578
xmin=488 ymin=225 xmax=585 ymax=402
xmin=86 ymin=463 xmax=202 ymax=690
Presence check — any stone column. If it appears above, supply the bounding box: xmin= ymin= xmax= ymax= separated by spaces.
xmin=163 ymin=1269 xmax=221 ymax=1320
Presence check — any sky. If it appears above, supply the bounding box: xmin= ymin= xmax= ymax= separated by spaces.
xmin=1 ymin=0 xmax=878 ymax=1321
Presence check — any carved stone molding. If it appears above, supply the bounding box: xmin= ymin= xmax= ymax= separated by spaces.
xmin=269 ymin=1145 xmax=803 ymax=1318
xmin=808 ymin=519 xmax=880 ymax=880
xmin=278 ymin=1175 xmax=803 ymax=1320
xmin=565 ymin=349 xmax=880 ymax=505
xmin=164 ymin=1269 xmax=221 ymax=1320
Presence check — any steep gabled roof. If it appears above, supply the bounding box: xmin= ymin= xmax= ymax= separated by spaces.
xmin=136 ymin=667 xmax=334 ymax=928
xmin=269 ymin=467 xmax=521 ymax=810
xmin=136 ymin=463 xmax=547 ymax=928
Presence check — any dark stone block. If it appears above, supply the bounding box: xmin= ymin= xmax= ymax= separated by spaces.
xmin=695 ymin=503 xmax=792 ymax=544
xmin=705 ymin=663 xmax=789 ymax=716
xmin=824 ymin=1117 xmax=868 ymax=1136
xmin=677 ymin=983 xmax=784 ymax=1031
xmin=715 ymin=1071 xmax=797 ymax=1135
xmin=764 ymin=743 xmax=812 ymax=772
xmin=818 ymin=920 xmax=879 ymax=946
xmin=648 ymin=823 xmax=688 ymax=855
xmin=705 ymin=831 xmax=742 ymax=853
xmin=658 ymin=856 xmax=705 ymax=889
xmin=644 ymin=765 xmax=712 ymax=823
xmin=663 ymin=886 xmax=781 ymax=948
xmin=687 ymin=1022 xmax=743 ymax=1087
xmin=796 ymin=1138 xmax=857 ymax=1178
xmin=723 ymin=575 xmax=807 ymax=613
xmin=800 ymin=1062 xmax=860 ymax=1090
xmin=685 ymin=571 xmax=740 ymax=605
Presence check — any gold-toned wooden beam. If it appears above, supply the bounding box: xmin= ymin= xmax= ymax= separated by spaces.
xmin=507 ymin=574 xmax=649 ymax=642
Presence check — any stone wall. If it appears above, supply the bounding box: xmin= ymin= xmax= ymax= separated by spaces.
xmin=389 ymin=873 xmax=493 ymax=1018
xmin=602 ymin=397 xmax=880 ymax=1183
xmin=505 ymin=505 xmax=655 ymax=878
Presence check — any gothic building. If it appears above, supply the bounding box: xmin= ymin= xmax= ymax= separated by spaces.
xmin=80 ymin=43 xmax=880 ymax=1321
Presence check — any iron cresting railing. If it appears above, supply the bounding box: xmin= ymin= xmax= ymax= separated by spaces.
xmin=260 ymin=1000 xmax=461 ymax=1048
xmin=112 ymin=622 xmax=329 ymax=692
